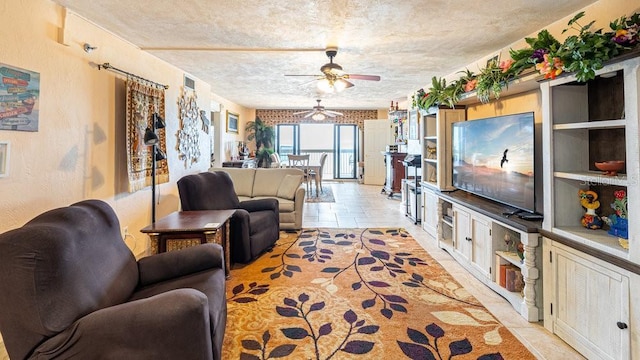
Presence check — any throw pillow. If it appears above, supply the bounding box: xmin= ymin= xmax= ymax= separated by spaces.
xmin=277 ymin=174 xmax=302 ymax=200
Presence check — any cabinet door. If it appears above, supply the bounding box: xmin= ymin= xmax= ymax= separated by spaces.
xmin=551 ymin=246 xmax=630 ymax=360
xmin=453 ymin=207 xmax=471 ymax=262
xmin=470 ymin=214 xmax=492 ymax=279
xmin=422 ymin=188 xmax=438 ymax=237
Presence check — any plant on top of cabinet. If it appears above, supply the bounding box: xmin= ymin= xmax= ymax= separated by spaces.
xmin=413 ymin=10 xmax=640 ymax=108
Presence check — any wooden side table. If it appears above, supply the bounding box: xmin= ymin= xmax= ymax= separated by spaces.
xmin=140 ymin=210 xmax=235 ymax=277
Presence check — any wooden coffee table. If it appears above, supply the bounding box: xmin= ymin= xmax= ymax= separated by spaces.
xmin=141 ymin=210 xmax=235 ymax=277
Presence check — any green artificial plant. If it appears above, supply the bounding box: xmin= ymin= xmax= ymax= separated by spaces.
xmin=245 ymin=116 xmax=275 ymax=168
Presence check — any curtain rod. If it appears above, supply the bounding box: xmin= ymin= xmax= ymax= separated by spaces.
xmin=97 ymin=63 xmax=169 ymax=89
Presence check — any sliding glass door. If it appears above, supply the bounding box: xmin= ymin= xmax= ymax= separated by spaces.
xmin=334 ymin=124 xmax=357 ymax=179
xmin=275 ymin=124 xmax=299 ymax=162
xmin=275 ymin=123 xmax=357 ymax=179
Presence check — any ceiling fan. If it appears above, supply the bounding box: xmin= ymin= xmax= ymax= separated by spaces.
xmin=293 ymin=99 xmax=343 ymax=120
xmin=285 ymin=47 xmax=381 ymax=93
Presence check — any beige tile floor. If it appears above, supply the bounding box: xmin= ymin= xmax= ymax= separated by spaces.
xmin=303 ymin=181 xmax=585 ymax=360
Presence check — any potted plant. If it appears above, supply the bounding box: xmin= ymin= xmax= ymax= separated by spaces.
xmin=245 ymin=116 xmax=275 ymax=168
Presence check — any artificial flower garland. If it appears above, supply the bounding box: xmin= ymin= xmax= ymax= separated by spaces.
xmin=413 ymin=11 xmax=640 ymax=110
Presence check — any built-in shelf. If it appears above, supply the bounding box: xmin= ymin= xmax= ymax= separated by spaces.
xmin=554 ymin=171 xmax=628 ymax=186
xmin=420 ymin=108 xmax=465 ymax=192
xmin=540 ymin=56 xmax=638 ymax=358
xmin=553 ymin=119 xmax=625 ymax=130
xmin=550 ymin=226 xmax=628 ymax=258
xmin=495 ymin=251 xmax=523 ymax=269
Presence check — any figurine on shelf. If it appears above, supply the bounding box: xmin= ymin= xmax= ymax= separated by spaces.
xmin=578 ymin=189 xmax=603 ymax=230
xmin=516 ymin=242 xmax=525 ymax=262
xmin=426 ymin=146 xmax=437 ymax=159
xmin=503 ymin=233 xmax=513 ymax=252
xmin=602 ymin=189 xmax=628 ymax=240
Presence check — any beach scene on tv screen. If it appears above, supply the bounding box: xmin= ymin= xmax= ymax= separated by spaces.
xmin=452 ymin=114 xmax=534 ymax=211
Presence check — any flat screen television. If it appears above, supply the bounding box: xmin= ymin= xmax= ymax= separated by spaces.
xmin=452 ymin=112 xmax=535 ymax=213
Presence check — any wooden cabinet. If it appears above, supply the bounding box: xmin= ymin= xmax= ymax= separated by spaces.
xmin=453 ymin=204 xmax=495 ymax=281
xmin=437 ymin=192 xmax=542 ymax=321
xmin=382 ymin=152 xmax=406 ymax=196
xmin=543 ymin=239 xmax=630 ymax=360
xmin=421 ymin=107 xmax=465 ymax=191
xmin=541 ymin=55 xmax=640 ymax=360
xmin=422 ymin=188 xmax=439 ymax=238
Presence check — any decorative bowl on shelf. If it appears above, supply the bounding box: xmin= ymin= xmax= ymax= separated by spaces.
xmin=594 ymin=160 xmax=625 ymax=176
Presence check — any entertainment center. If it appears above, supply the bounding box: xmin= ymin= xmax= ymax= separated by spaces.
xmin=417 ymin=54 xmax=640 ymax=358
xmin=420 ymin=107 xmax=543 ymax=322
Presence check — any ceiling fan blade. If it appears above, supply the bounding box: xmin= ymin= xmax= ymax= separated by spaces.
xmin=346 ymin=74 xmax=381 ymax=81
xmin=324 ymin=112 xmax=339 ymax=118
xmin=293 ymin=110 xmax=310 ymax=115
xmin=325 ymin=110 xmax=343 ymax=116
xmin=303 ymin=112 xmax=316 ymax=118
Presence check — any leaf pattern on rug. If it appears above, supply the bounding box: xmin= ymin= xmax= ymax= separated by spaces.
xmin=229 ymin=282 xmax=270 ymax=304
xmin=273 ymin=293 xmax=379 ymax=359
xmin=397 ymin=323 xmax=505 ymax=360
xmin=224 ymin=228 xmax=535 ymax=359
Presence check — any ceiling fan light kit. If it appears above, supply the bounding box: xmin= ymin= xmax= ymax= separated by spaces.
xmin=293 ymin=99 xmax=343 ymax=120
xmin=311 ymin=113 xmax=326 ymax=121
xmin=317 ymin=78 xmax=353 ymax=93
xmin=285 ymin=47 xmax=380 ymax=93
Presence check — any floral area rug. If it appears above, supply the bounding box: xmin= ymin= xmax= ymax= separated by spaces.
xmin=223 ymin=228 xmax=534 ymax=359
xmin=304 ymin=185 xmax=335 ymax=203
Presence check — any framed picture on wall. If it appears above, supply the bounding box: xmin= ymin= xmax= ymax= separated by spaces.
xmin=408 ymin=109 xmax=418 ymax=140
xmin=226 ymin=111 xmax=239 ymax=133
xmin=0 ymin=141 xmax=10 ymax=177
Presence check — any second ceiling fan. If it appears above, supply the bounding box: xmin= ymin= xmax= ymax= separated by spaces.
xmin=293 ymin=99 xmax=343 ymax=120
xmin=286 ymin=47 xmax=381 ymax=93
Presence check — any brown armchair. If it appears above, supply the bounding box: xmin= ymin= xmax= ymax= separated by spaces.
xmin=177 ymin=171 xmax=280 ymax=263
xmin=0 ymin=199 xmax=227 ymax=360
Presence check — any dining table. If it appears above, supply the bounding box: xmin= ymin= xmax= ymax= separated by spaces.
xmin=287 ymin=163 xmax=322 ymax=197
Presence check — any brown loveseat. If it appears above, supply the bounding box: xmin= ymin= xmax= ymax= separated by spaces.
xmin=0 ymin=199 xmax=227 ymax=360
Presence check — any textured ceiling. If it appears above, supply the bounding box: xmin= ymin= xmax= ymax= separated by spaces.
xmin=53 ymin=0 xmax=598 ymax=110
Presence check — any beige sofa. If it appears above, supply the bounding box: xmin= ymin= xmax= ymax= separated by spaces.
xmin=210 ymin=167 xmax=305 ymax=230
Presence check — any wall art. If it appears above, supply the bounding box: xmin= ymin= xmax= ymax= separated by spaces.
xmin=226 ymin=111 xmax=239 ymax=133
xmin=0 ymin=63 xmax=40 ymax=131
xmin=177 ymin=88 xmax=201 ymax=168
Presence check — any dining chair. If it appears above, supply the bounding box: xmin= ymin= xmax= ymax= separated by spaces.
xmin=309 ymin=152 xmax=328 ymax=195
xmin=287 ymin=154 xmax=310 ymax=193
xmin=269 ymin=153 xmax=283 ymax=168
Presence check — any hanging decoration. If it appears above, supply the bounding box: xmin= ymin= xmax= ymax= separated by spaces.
xmin=125 ymin=78 xmax=169 ymax=192
xmin=177 ymin=88 xmax=201 ymax=168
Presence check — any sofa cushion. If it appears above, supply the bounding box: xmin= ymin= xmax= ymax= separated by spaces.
xmin=214 ymin=168 xmax=255 ymax=197
xmin=277 ymin=174 xmax=302 ymax=200
xmin=253 ymin=197 xmax=295 ymax=213
xmin=252 ymin=169 xmax=285 ymax=197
